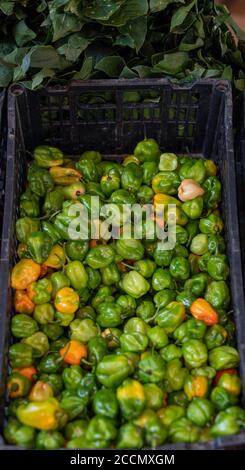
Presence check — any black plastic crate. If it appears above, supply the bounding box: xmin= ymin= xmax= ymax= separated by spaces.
xmin=0 ymin=79 xmax=245 ymax=450
xmin=0 ymin=89 xmax=6 ymax=242
xmin=236 ymin=93 xmax=245 ymax=292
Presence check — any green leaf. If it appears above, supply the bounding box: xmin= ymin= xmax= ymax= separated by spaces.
xmin=13 ymin=20 xmax=36 ymax=47
xmin=37 ymin=0 xmax=47 ymax=13
xmin=150 ymin=0 xmax=185 ymax=13
xmin=170 ymin=0 xmax=196 ymax=31
xmin=179 ymin=29 xmax=204 ymax=52
xmin=3 ymin=47 xmax=29 ymax=65
xmin=101 ymin=0 xmax=148 ymax=27
xmin=95 ymin=55 xmax=125 ymax=77
xmin=0 ymin=63 xmax=13 ymax=86
xmin=119 ymin=16 xmax=147 ymax=52
xmin=221 ymin=65 xmax=232 ymax=81
xmin=132 ymin=65 xmax=153 ymax=78
xmin=29 ymin=46 xmax=61 ymax=69
xmin=49 ymin=9 xmax=82 ymax=42
xmin=83 ymin=0 xmax=126 ymax=20
xmin=31 ymin=68 xmax=55 ymax=89
xmin=120 ymin=65 xmax=138 ymax=78
xmin=74 ymin=57 xmax=93 ymax=79
xmin=154 ymin=51 xmax=190 ymax=75
xmin=57 ymin=33 xmax=89 ymax=61
xmin=0 ymin=1 xmax=15 ymax=15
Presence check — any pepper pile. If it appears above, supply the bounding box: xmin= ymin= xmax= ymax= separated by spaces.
xmin=4 ymin=139 xmax=245 ymax=449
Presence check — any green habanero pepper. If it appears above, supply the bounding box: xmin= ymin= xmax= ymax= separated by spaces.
xmin=136 ymin=299 xmax=156 ymax=322
xmin=41 ymin=323 xmax=64 ymax=341
xmin=69 ymin=318 xmax=99 ymax=343
xmin=176 ymin=290 xmax=196 ymax=310
xmin=152 ymin=172 xmax=180 ymax=195
xmin=203 ymin=176 xmax=221 ymax=209
xmin=207 ymin=255 xmax=229 ymax=281
xmin=100 ymin=263 xmax=120 ymax=286
xmin=110 ymin=189 xmax=136 ymax=205
xmin=50 ymin=272 xmax=70 ymax=298
xmin=7 ymin=372 xmax=31 ymax=398
xmin=152 ymin=268 xmax=174 ymax=291
xmin=209 ymin=346 xmax=239 ymax=370
xmin=187 ymin=398 xmax=214 ymax=427
xmin=190 ymin=234 xmax=208 ymax=255
xmin=79 ymin=150 xmax=102 ymax=164
xmin=142 ymin=161 xmax=158 ymax=185
xmin=157 ymin=405 xmax=185 ymax=428
xmin=160 ymin=344 xmax=183 ymax=362
xmin=75 ymin=159 xmax=98 ymax=183
xmin=210 ymin=386 xmax=238 ymax=411
xmin=96 ymin=354 xmax=131 ymax=388
xmin=121 ymin=163 xmax=143 ymax=193
xmin=208 ymin=234 xmax=225 ymax=255
xmin=157 ymin=301 xmax=186 ymax=333
xmin=138 ymin=351 xmax=166 ymax=383
xmin=164 ymin=359 xmax=188 ymax=392
xmin=120 ymin=332 xmax=148 ymax=353
xmin=184 ymin=273 xmax=208 ymax=296
xmin=93 ymin=389 xmax=119 ymax=419
xmin=86 ymin=415 xmax=117 ymax=444
xmin=168 ymin=391 xmax=189 ymax=408
xmin=11 ymin=314 xmax=38 ymax=339
xmin=34 ymin=303 xmax=55 ymax=325
xmin=144 ymin=383 xmax=166 ymax=410
xmin=182 ymin=196 xmax=203 ymax=220
xmin=65 ymin=240 xmax=89 ymax=261
xmin=96 ymin=302 xmax=123 ymax=328
xmin=86 ymin=245 xmax=115 ymax=269
xmin=20 ymin=199 xmax=40 ymax=218
xmin=153 ymin=242 xmax=174 ymax=267
xmin=169 ymin=417 xmax=200 ymax=443
xmin=136 ymin=185 xmax=154 ymax=204
xmin=117 ymin=423 xmax=143 ymax=449
xmin=120 ymin=271 xmax=150 ymax=299
xmin=210 ymin=406 xmax=245 ymax=437
xmin=65 ymin=260 xmax=88 ymax=289
xmin=4 ymin=418 xmax=36 ymax=448
xmin=62 ymin=365 xmax=83 ymax=391
xmin=36 ymin=430 xmax=64 ymax=450
xmin=147 ymin=326 xmax=168 ymax=349
xmin=116 ymin=238 xmax=144 ymax=261
xmin=134 ymin=138 xmax=160 ymax=163
xmin=27 ymin=231 xmax=53 ymax=264
xmin=37 ymin=352 xmax=64 ymax=374
xmin=22 ymin=332 xmax=49 ymax=358
xmin=85 ymin=266 xmax=101 ymax=290
xmin=186 ymin=319 xmax=207 ymax=340
xmin=205 ymin=281 xmax=230 ymax=309
xmin=9 ymin=343 xmax=33 ymax=368
xmin=182 ymin=339 xmax=208 ymax=368
xmin=153 ymin=290 xmax=176 ymax=310
xmin=117 ymin=379 xmax=146 ymax=419
xmin=100 ymin=173 xmax=120 ymax=197
xmin=27 ymin=164 xmax=54 ymax=197
xmin=61 ymin=182 xmax=86 ymax=201
xmin=16 ymin=217 xmax=40 ymax=244
xmin=34 ymin=145 xmax=63 ymax=168
xmin=199 ymin=213 xmax=224 ymax=235
xmin=43 ymin=189 xmax=64 ymax=214
xmin=169 ymin=256 xmax=190 ymax=281
xmin=88 ymin=337 xmax=108 ymax=364
xmin=179 ymin=159 xmax=206 ymax=184
xmin=41 ymin=221 xmax=62 ymax=244
xmin=204 ymin=325 xmax=228 ymax=350
xmin=65 ymin=419 xmax=88 ymax=441
xmin=116 ymin=295 xmax=136 ymax=318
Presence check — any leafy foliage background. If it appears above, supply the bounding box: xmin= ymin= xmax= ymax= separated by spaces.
xmin=0 ymin=0 xmax=245 ymax=89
